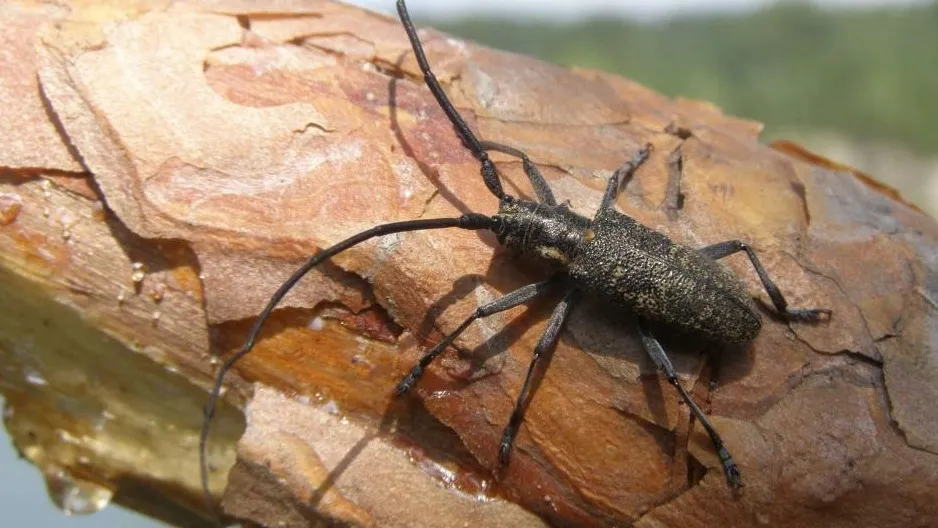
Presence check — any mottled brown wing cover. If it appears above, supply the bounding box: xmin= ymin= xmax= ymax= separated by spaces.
xmin=569 ymin=207 xmax=760 ymax=342
xmin=1 ymin=1 xmax=937 ymax=527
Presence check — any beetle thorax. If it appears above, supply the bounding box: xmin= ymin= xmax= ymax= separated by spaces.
xmin=491 ymin=198 xmax=592 ymax=266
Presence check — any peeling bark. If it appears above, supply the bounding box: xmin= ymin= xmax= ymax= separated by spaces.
xmin=2 ymin=1 xmax=937 ymax=527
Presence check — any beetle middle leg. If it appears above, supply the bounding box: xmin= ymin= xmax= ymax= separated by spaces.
xmin=395 ymin=276 xmax=562 ymax=394
xmin=699 ymin=241 xmax=832 ymax=321
xmin=637 ymin=319 xmax=743 ymax=488
xmin=500 ymin=288 xmax=580 ymax=464
xmin=599 ymin=145 xmax=653 ymax=212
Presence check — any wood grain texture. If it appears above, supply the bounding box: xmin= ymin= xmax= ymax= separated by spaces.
xmin=1 ymin=1 xmax=937 ymax=526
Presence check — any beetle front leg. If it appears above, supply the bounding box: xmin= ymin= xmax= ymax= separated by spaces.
xmin=480 ymin=140 xmax=557 ymax=206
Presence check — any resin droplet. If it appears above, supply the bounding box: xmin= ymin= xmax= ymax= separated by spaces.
xmin=147 ymin=282 xmax=166 ymax=303
xmin=90 ymin=200 xmax=106 ymax=221
xmin=0 ymin=193 xmax=22 ymax=225
xmin=45 ymin=469 xmax=114 ymax=515
xmin=23 ymin=366 xmax=48 ymax=386
xmin=130 ymin=262 xmax=147 ymax=283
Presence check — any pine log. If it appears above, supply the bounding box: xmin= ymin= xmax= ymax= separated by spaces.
xmin=2 ymin=1 xmax=937 ymax=527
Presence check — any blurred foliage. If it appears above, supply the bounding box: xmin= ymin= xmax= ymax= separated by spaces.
xmin=432 ymin=1 xmax=938 ymax=153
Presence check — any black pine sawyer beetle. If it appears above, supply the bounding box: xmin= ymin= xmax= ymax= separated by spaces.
xmin=200 ymin=0 xmax=832 ymax=516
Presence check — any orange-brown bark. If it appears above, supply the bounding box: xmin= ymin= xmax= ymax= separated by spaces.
xmin=2 ymin=1 xmax=937 ymax=527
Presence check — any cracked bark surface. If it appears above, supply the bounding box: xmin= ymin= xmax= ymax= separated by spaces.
xmin=2 ymin=1 xmax=937 ymax=527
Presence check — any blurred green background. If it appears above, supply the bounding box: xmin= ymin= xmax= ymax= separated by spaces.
xmin=430 ymin=1 xmax=938 ymax=215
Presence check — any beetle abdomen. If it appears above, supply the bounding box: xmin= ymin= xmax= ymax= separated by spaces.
xmin=569 ymin=209 xmax=760 ymax=343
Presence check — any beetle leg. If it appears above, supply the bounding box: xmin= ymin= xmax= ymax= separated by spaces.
xmin=499 ymin=288 xmax=580 ymax=464
xmin=699 ymin=241 xmax=832 ymax=321
xmin=637 ymin=319 xmax=743 ymax=489
xmin=395 ymin=276 xmax=562 ymax=395
xmin=479 ymin=140 xmax=557 ymax=206
xmin=598 ymin=145 xmax=653 ymax=214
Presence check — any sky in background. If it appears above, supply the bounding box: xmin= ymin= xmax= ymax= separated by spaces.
xmin=349 ymin=0 xmax=931 ymax=21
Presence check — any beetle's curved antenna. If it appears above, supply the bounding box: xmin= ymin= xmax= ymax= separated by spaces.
xmin=396 ymin=0 xmax=510 ymax=202
xmin=396 ymin=0 xmax=560 ymax=208
xmin=199 ymin=213 xmax=493 ymax=520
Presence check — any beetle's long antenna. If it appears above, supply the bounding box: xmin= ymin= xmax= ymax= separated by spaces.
xmin=200 ymin=213 xmax=493 ymax=521
xmin=396 ymin=0 xmax=508 ymax=202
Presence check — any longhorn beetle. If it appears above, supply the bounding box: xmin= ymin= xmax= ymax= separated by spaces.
xmin=200 ymin=0 xmax=832 ymax=513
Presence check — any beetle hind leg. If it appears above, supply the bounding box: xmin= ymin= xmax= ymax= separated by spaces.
xmin=699 ymin=240 xmax=832 ymax=322
xmin=637 ymin=319 xmax=743 ymax=489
